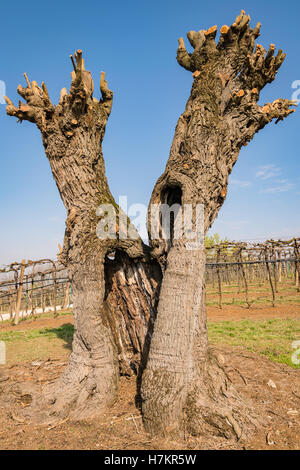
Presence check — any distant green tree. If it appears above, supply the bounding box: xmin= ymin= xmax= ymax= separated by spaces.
xmin=205 ymin=233 xmax=229 ymax=248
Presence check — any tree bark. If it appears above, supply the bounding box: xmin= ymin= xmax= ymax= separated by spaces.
xmin=104 ymin=252 xmax=161 ymax=377
xmin=6 ymin=11 xmax=295 ymax=434
xmin=6 ymin=51 xmax=160 ymax=421
xmin=141 ymin=10 xmax=294 ymax=438
xmin=43 ymin=253 xmax=119 ymax=419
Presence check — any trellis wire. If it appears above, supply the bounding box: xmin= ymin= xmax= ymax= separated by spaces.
xmin=0 ymin=237 xmax=299 ymax=321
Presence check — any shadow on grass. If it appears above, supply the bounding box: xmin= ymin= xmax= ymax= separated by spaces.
xmin=41 ymin=323 xmax=74 ymax=350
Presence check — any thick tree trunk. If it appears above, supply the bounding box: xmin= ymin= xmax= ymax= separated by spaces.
xmin=142 ymin=245 xmax=259 ymax=438
xmin=142 ymin=248 xmax=258 ymax=439
xmin=142 ymin=243 xmax=208 ymax=433
xmin=141 ymin=10 xmax=294 ymax=438
xmin=29 ymin=252 xmax=160 ymax=422
xmin=42 ymin=253 xmax=119 ymax=420
xmin=6 ymin=51 xmax=159 ymax=421
xmin=6 ymin=12 xmax=294 ymax=435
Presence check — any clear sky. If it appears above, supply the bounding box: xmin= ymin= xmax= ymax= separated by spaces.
xmin=0 ymin=0 xmax=299 ymax=264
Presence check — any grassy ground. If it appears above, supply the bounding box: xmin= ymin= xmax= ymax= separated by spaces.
xmin=0 ymin=323 xmax=74 ymax=344
xmin=0 ymin=323 xmax=73 ymax=365
xmin=1 ymin=317 xmax=299 ymax=369
xmin=0 ymin=308 xmax=299 ymax=450
xmin=208 ymin=318 xmax=300 ymax=369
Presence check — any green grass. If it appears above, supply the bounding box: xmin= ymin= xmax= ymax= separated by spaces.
xmin=0 ymin=323 xmax=74 ymax=344
xmin=0 ymin=323 xmax=74 ymax=364
xmin=208 ymin=318 xmax=300 ymax=368
xmin=1 ymin=318 xmax=300 ymax=369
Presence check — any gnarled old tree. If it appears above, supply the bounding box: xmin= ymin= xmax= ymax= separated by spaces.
xmin=5 ymin=11 xmax=295 ymax=438
xmin=5 ymin=52 xmax=162 ymax=419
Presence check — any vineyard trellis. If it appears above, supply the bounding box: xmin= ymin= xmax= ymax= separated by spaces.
xmin=206 ymin=237 xmax=300 ymax=309
xmin=0 ymin=238 xmax=299 ymax=324
xmin=0 ymin=259 xmax=70 ymax=324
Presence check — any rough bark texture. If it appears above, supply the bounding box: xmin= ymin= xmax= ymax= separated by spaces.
xmin=141 ymin=10 xmax=295 ymax=438
xmin=6 ymin=11 xmax=295 ymax=436
xmin=6 ymin=51 xmax=160 ymax=421
xmin=104 ymin=253 xmax=161 ymax=377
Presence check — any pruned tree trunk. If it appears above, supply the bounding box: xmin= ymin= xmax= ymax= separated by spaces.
xmin=6 ymin=10 xmax=295 ymax=435
xmin=6 ymin=51 xmax=160 ymax=421
xmin=141 ymin=10 xmax=294 ymax=438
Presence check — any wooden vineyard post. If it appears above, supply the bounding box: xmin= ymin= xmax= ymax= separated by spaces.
xmin=9 ymin=286 xmax=14 ymax=320
xmin=278 ymin=249 xmax=282 ymax=283
xmin=265 ymin=248 xmax=276 ymax=307
xmin=216 ymin=248 xmax=222 ymax=309
xmin=271 ymin=244 xmax=278 ymax=294
xmin=294 ymin=239 xmax=300 ymax=292
xmin=14 ymin=260 xmax=26 ymax=325
xmin=52 ymin=265 xmax=57 ymax=317
xmin=41 ymin=273 xmax=45 ymax=314
xmin=238 ymin=248 xmax=250 ymax=308
xmin=62 ymin=281 xmax=70 ymax=310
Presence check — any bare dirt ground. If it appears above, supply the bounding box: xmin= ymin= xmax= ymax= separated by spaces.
xmin=0 ymin=304 xmax=299 ymax=450
xmin=0 ymin=312 xmax=74 ymax=333
xmin=207 ymin=303 xmax=300 ymax=322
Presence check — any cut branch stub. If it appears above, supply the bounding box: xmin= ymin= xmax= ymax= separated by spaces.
xmin=100 ymin=71 xmax=113 ymax=114
xmin=5 ymin=50 xmax=113 ymax=131
xmin=155 ymin=10 xmax=296 ymax=245
xmin=69 ymin=49 xmax=95 ymax=100
xmin=5 ymin=76 xmax=54 ymax=125
xmin=176 ymin=9 xmax=289 ymax=95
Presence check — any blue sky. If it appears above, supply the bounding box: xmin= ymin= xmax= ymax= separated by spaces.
xmin=0 ymin=0 xmax=299 ymax=264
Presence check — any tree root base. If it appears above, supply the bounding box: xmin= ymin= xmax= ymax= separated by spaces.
xmin=143 ymin=348 xmax=265 ymax=441
xmin=18 ymin=358 xmax=119 ymax=425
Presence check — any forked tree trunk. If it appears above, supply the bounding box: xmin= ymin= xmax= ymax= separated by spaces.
xmin=6 ymin=10 xmax=295 ymax=435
